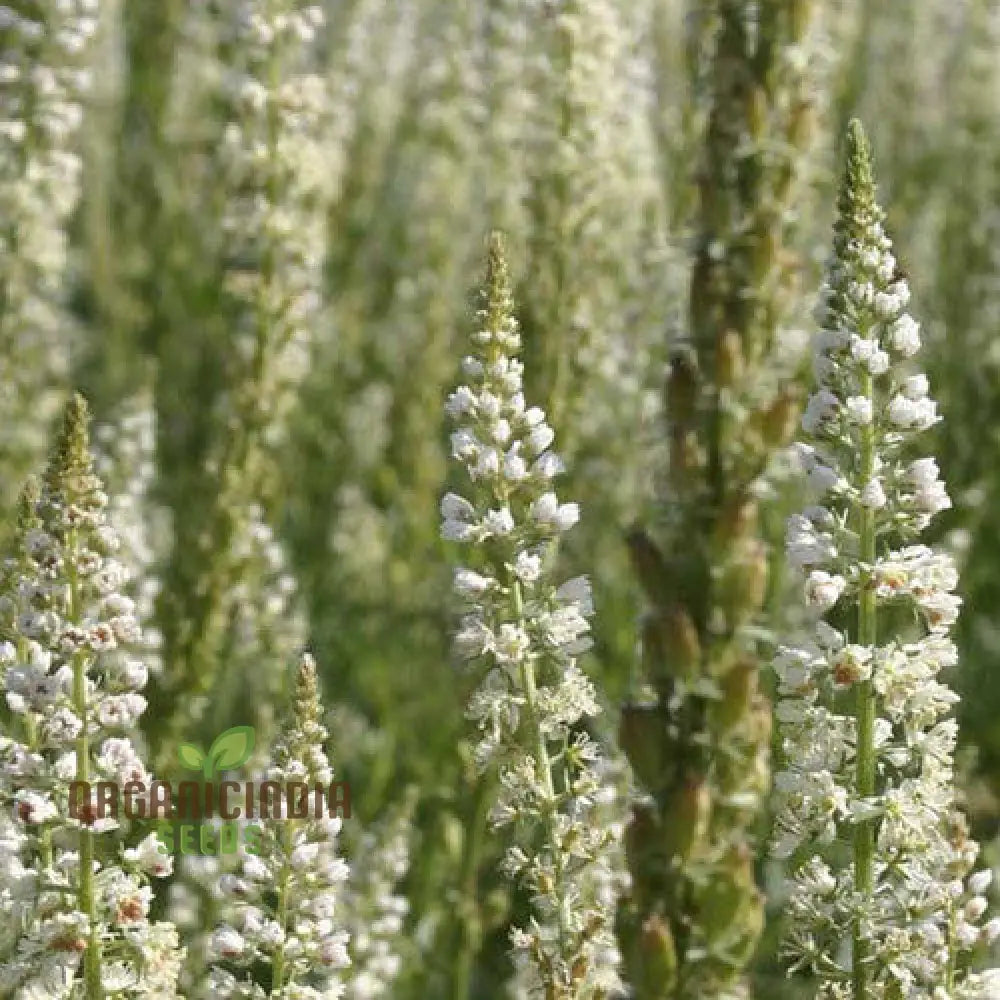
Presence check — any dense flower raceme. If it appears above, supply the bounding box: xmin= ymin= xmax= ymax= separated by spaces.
xmin=94 ymin=396 xmax=166 ymax=680
xmin=208 ymin=653 xmax=351 ymax=999
xmin=772 ymin=121 xmax=999 ymax=1000
xmin=341 ymin=795 xmax=414 ymax=1000
xmin=215 ymin=0 xmax=330 ymax=432
xmin=0 ymin=395 xmax=181 ymax=998
xmin=153 ymin=0 xmax=331 ymax=735
xmin=442 ymin=235 xmax=624 ymax=999
xmin=0 ymin=0 xmax=101 ymax=520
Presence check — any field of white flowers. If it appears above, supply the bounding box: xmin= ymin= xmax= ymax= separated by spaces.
xmin=4 ymin=1 xmax=1000 ymax=998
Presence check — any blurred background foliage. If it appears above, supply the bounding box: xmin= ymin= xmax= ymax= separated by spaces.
xmin=9 ymin=0 xmax=1000 ymax=995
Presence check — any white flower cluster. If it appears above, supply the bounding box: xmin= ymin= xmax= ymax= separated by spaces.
xmin=443 ymin=237 xmax=623 ymax=999
xmin=772 ymin=122 xmax=998 ymax=999
xmin=0 ymin=0 xmax=101 ymax=513
xmin=209 ymin=654 xmax=350 ymax=999
xmin=0 ymin=396 xmax=181 ymax=998
xmin=214 ymin=502 xmax=307 ymax=741
xmin=94 ymin=396 xmax=167 ymax=678
xmin=215 ymin=0 xmax=330 ymax=436
xmin=341 ymin=800 xmax=413 ymax=1000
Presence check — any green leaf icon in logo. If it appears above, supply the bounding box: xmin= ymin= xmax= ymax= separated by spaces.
xmin=206 ymin=726 xmax=255 ymax=777
xmin=177 ymin=743 xmax=206 ymax=772
xmin=176 ymin=727 xmax=255 ymax=779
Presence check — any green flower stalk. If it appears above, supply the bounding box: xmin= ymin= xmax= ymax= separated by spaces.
xmin=149 ymin=0 xmax=330 ymax=759
xmin=617 ymin=1 xmax=825 ymax=997
xmin=924 ymin=0 xmax=1000 ymax=783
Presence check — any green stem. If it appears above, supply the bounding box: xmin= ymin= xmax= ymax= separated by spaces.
xmin=270 ymin=819 xmax=297 ymax=994
xmin=17 ymin=631 xmax=55 ymax=872
xmin=69 ymin=540 xmax=102 ymax=999
xmin=450 ymin=777 xmax=491 ymax=1000
xmin=945 ymin=908 xmax=957 ymax=993
xmin=853 ymin=369 xmax=877 ymax=1000
xmin=511 ymin=578 xmax=570 ymax=968
xmin=23 ymin=712 xmax=54 ymax=871
xmin=151 ymin=7 xmax=285 ymax=763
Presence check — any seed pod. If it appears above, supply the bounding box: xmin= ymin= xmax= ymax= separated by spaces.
xmin=644 ymin=606 xmax=701 ymax=684
xmin=664 ymin=777 xmax=711 ymax=861
xmin=689 ymin=255 xmax=713 ymax=344
xmin=790 ymin=0 xmax=813 ymax=40
xmin=709 ymin=659 xmax=757 ymax=732
xmin=697 ymin=845 xmax=759 ymax=944
xmin=483 ymin=888 xmax=509 ymax=931
xmin=750 ymin=220 xmax=777 ymax=289
xmin=441 ymin=814 xmax=465 ymax=865
xmin=619 ymin=703 xmax=665 ymax=793
xmin=789 ymin=95 xmax=814 ymax=150
xmin=713 ymin=495 xmax=758 ymax=550
xmin=625 ymin=801 xmax=660 ymax=873
xmin=761 ymin=386 xmax=800 ymax=447
xmin=626 ymin=529 xmax=671 ymax=607
xmin=638 ymin=914 xmax=678 ymax=998
xmin=670 ymin=428 xmax=702 ymax=483
xmin=666 ymin=345 xmax=699 ymax=427
xmin=746 ymin=84 xmax=768 ymax=141
xmin=716 ymin=329 xmax=744 ymax=388
xmin=719 ymin=540 xmax=768 ymax=631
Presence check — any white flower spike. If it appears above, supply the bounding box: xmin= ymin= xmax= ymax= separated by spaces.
xmin=442 ymin=234 xmax=624 ymax=999
xmin=772 ymin=120 xmax=998 ymax=1000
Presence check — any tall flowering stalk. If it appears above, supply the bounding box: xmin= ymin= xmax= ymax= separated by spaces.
xmin=208 ymin=653 xmax=350 ymax=998
xmin=442 ymin=234 xmax=622 ymax=999
xmin=618 ymin=2 xmax=824 ymax=996
xmin=773 ymin=119 xmax=1000 ymax=1000
xmin=341 ymin=791 xmax=415 ymax=1000
xmin=93 ymin=393 xmax=166 ymax=682
xmin=151 ymin=0 xmax=330 ymax=756
xmin=0 ymin=395 xmax=181 ymax=998
xmin=0 ymin=1 xmax=100 ymax=526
